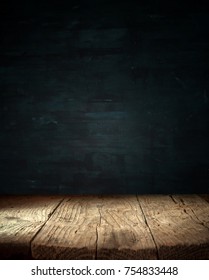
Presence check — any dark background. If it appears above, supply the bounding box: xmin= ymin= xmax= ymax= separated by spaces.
xmin=1 ymin=0 xmax=209 ymax=194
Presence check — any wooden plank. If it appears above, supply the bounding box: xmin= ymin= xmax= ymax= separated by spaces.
xmin=96 ymin=195 xmax=157 ymax=259
xmin=0 ymin=196 xmax=63 ymax=259
xmin=2 ymin=195 xmax=208 ymax=259
xmin=138 ymin=195 xmax=209 ymax=259
xmin=31 ymin=196 xmax=101 ymax=259
xmin=32 ymin=195 xmax=157 ymax=259
xmin=172 ymin=195 xmax=209 ymax=231
xmin=199 ymin=194 xmax=209 ymax=204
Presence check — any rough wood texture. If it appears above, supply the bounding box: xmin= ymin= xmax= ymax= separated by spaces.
xmin=199 ymin=194 xmax=209 ymax=204
xmin=0 ymin=195 xmax=209 ymax=259
xmin=138 ymin=195 xmax=209 ymax=259
xmin=96 ymin=195 xmax=157 ymax=259
xmin=31 ymin=196 xmax=101 ymax=259
xmin=0 ymin=196 xmax=63 ymax=259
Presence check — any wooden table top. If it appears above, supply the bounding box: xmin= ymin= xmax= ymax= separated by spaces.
xmin=0 ymin=195 xmax=208 ymax=259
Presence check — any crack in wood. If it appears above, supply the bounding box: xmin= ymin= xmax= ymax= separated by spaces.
xmin=173 ymin=196 xmax=209 ymax=231
xmin=95 ymin=204 xmax=102 ymax=260
xmin=136 ymin=195 xmax=159 ymax=260
xmin=29 ymin=198 xmax=65 ymax=258
xmin=189 ymin=208 xmax=209 ymax=230
xmin=169 ymin=195 xmax=177 ymax=204
xmin=184 ymin=204 xmax=209 ymax=231
xmin=1 ymin=195 xmax=209 ymax=259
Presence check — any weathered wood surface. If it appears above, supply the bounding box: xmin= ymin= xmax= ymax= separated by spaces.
xmin=0 ymin=196 xmax=63 ymax=259
xmin=31 ymin=195 xmax=157 ymax=259
xmin=200 ymin=194 xmax=209 ymax=203
xmin=32 ymin=196 xmax=102 ymax=259
xmin=138 ymin=195 xmax=209 ymax=259
xmin=0 ymin=195 xmax=209 ymax=259
xmin=96 ymin=196 xmax=157 ymax=259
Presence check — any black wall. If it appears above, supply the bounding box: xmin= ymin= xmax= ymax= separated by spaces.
xmin=1 ymin=0 xmax=209 ymax=194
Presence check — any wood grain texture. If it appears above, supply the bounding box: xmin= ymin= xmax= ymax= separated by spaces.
xmin=96 ymin=195 xmax=157 ymax=259
xmin=138 ymin=195 xmax=209 ymax=259
xmin=199 ymin=194 xmax=209 ymax=204
xmin=1 ymin=195 xmax=209 ymax=259
xmin=172 ymin=195 xmax=209 ymax=232
xmin=31 ymin=196 xmax=101 ymax=259
xmin=0 ymin=196 xmax=63 ymax=259
xmin=32 ymin=196 xmax=157 ymax=259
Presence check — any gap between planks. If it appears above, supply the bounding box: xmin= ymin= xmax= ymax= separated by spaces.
xmin=29 ymin=197 xmax=65 ymax=257
xmin=31 ymin=195 xmax=158 ymax=259
xmin=31 ymin=194 xmax=209 ymax=259
xmin=0 ymin=196 xmax=64 ymax=259
xmin=1 ymin=195 xmax=208 ymax=259
xmin=138 ymin=194 xmax=209 ymax=259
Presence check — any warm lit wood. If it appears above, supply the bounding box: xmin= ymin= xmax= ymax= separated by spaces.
xmin=0 ymin=196 xmax=63 ymax=259
xmin=0 ymin=195 xmax=208 ymax=259
xmin=32 ymin=196 xmax=101 ymax=259
xmin=138 ymin=195 xmax=209 ymax=259
xmin=96 ymin=195 xmax=157 ymax=259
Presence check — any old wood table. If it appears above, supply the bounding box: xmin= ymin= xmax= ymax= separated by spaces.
xmin=0 ymin=195 xmax=209 ymax=259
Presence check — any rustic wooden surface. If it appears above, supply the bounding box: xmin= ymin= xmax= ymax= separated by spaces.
xmin=138 ymin=195 xmax=209 ymax=259
xmin=0 ymin=195 xmax=209 ymax=259
xmin=0 ymin=196 xmax=63 ymax=259
xmin=96 ymin=196 xmax=157 ymax=259
xmin=32 ymin=196 xmax=101 ymax=259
